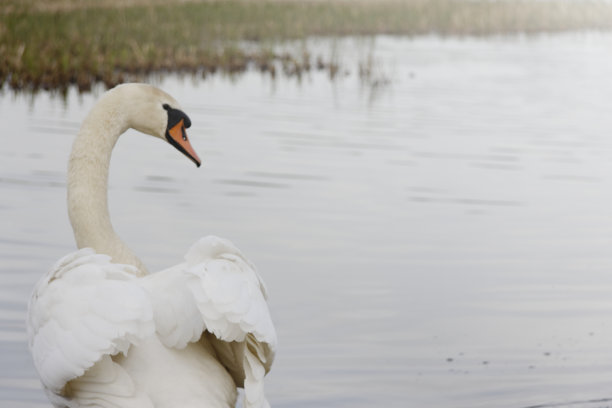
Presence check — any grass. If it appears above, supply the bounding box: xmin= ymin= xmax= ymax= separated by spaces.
xmin=3 ymin=0 xmax=612 ymax=92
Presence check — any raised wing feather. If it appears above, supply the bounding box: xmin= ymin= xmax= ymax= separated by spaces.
xmin=184 ymin=237 xmax=276 ymax=345
xmin=143 ymin=236 xmax=276 ymax=408
xmin=27 ymin=249 xmax=155 ymax=395
xmin=185 ymin=237 xmax=276 ymax=408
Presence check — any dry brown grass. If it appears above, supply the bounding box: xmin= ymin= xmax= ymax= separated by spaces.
xmin=3 ymin=0 xmax=612 ymax=92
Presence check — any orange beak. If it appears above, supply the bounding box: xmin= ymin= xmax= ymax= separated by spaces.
xmin=166 ymin=119 xmax=201 ymax=167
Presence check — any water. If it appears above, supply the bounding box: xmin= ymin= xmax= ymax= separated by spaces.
xmin=2 ymin=33 xmax=612 ymax=408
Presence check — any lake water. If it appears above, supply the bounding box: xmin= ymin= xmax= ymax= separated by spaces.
xmin=2 ymin=33 xmax=612 ymax=408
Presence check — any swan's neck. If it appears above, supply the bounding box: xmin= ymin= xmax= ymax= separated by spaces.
xmin=67 ymin=98 xmax=147 ymax=274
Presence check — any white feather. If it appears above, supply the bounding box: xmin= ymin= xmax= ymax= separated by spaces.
xmin=28 ymin=250 xmax=155 ymax=393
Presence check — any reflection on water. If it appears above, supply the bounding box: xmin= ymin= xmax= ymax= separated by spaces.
xmin=3 ymin=34 xmax=612 ymax=407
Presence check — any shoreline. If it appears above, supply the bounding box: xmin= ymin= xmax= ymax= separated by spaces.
xmin=3 ymin=0 xmax=612 ymax=92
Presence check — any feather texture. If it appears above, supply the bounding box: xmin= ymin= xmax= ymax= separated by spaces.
xmin=141 ymin=236 xmax=276 ymax=407
xmin=28 ymin=249 xmax=155 ymax=394
xmin=28 ymin=237 xmax=275 ymax=407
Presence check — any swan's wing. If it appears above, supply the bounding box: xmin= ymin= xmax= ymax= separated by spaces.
xmin=27 ymin=248 xmax=155 ymax=398
xmin=183 ymin=237 xmax=276 ymax=346
xmin=143 ymin=236 xmax=276 ymax=408
xmin=185 ymin=236 xmax=276 ymax=408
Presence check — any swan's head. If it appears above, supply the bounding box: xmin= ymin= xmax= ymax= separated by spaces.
xmin=114 ymin=83 xmax=201 ymax=167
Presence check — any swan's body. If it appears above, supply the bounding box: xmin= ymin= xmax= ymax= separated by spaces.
xmin=27 ymin=84 xmax=276 ymax=408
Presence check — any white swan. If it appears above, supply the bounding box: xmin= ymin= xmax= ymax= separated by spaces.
xmin=26 ymin=83 xmax=276 ymax=408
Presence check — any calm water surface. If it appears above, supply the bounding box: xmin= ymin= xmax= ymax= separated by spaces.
xmin=2 ymin=34 xmax=612 ymax=408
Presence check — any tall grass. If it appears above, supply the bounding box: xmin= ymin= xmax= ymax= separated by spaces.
xmin=3 ymin=0 xmax=612 ymax=92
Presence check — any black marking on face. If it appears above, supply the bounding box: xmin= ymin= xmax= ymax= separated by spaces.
xmin=163 ymin=103 xmax=192 ymax=130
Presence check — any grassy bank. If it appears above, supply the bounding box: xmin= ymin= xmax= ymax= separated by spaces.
xmin=3 ymin=0 xmax=612 ymax=92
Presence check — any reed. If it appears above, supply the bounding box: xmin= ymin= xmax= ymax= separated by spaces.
xmin=3 ymin=0 xmax=612 ymax=92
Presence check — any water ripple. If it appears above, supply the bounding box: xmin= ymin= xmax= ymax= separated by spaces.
xmin=214 ymin=179 xmax=291 ymax=189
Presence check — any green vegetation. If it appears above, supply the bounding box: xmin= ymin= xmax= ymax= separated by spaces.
xmin=3 ymin=0 xmax=612 ymax=92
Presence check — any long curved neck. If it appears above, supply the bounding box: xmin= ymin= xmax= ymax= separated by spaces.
xmin=67 ymin=96 xmax=147 ymax=275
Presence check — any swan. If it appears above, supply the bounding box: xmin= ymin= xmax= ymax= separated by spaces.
xmin=26 ymin=83 xmax=276 ymax=408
